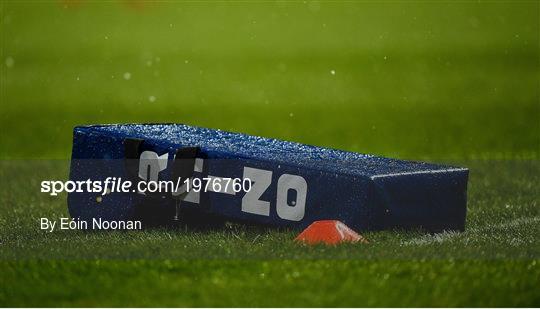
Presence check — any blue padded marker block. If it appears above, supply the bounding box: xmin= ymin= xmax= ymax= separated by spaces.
xmin=68 ymin=124 xmax=468 ymax=232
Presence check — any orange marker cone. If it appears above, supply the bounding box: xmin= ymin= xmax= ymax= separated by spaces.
xmin=295 ymin=220 xmax=368 ymax=245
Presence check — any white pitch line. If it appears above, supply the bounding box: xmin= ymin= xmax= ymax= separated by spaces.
xmin=401 ymin=216 xmax=540 ymax=246
xmin=401 ymin=230 xmax=461 ymax=246
xmin=474 ymin=216 xmax=540 ymax=232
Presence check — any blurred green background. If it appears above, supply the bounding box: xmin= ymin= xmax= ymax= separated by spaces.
xmin=1 ymin=1 xmax=538 ymax=160
xmin=1 ymin=1 xmax=539 ymax=307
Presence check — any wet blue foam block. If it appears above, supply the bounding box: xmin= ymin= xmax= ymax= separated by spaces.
xmin=68 ymin=124 xmax=468 ymax=232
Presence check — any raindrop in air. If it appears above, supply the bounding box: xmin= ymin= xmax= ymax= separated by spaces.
xmin=5 ymin=57 xmax=14 ymax=68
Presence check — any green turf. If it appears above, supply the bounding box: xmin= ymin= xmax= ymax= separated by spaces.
xmin=0 ymin=160 xmax=539 ymax=306
xmin=1 ymin=1 xmax=539 ymax=307
xmin=2 ymin=260 xmax=539 ymax=307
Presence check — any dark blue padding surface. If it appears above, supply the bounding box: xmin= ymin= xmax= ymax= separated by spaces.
xmin=68 ymin=123 xmax=468 ymax=232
